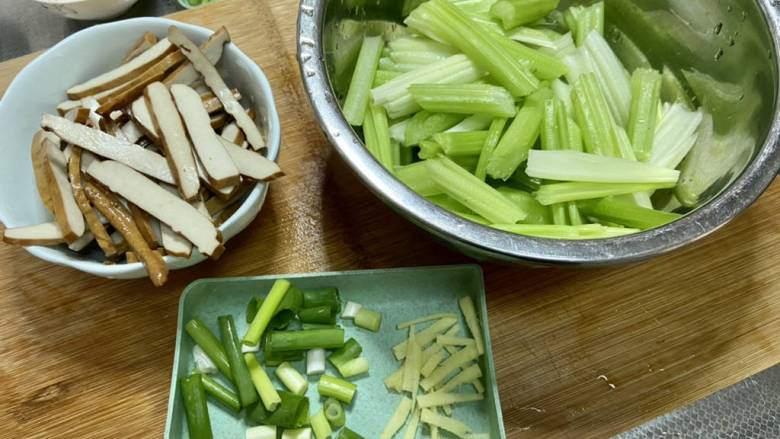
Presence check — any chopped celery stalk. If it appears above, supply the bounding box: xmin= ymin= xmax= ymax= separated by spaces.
xmin=428 ymin=155 xmax=527 ymax=224
xmin=339 ymin=357 xmax=370 ymax=378
xmin=282 ymin=428 xmax=312 ymax=439
xmin=567 ymin=202 xmax=584 ymax=225
xmin=418 ymin=392 xmax=484 ymax=408
xmin=583 ymin=30 xmax=632 ymax=127
xmin=446 ymin=113 xmax=495 ymax=133
xmin=329 ymin=338 xmax=363 ymax=369
xmin=194 ymin=371 xmax=241 ymax=412
xmin=551 ymin=203 xmax=568 ymax=225
xmin=267 ymin=329 xmax=345 ymax=352
xmin=379 ymin=57 xmax=417 ymax=73
xmin=324 ymin=398 xmax=346 ymax=428
xmin=661 ymin=66 xmax=694 ymax=110
xmin=244 ymin=353 xmax=281 ymax=411
xmin=605 ymin=24 xmax=652 ymax=72
xmin=310 ymin=410 xmax=332 ymax=439
xmin=181 ymin=375 xmax=213 ymax=439
xmin=526 ymin=150 xmax=681 ymax=184
xmin=301 ymin=288 xmax=341 ymax=313
xmin=389 ymin=119 xmax=409 ymax=144
xmin=389 ymin=36 xmax=457 ymax=59
xmin=364 ymin=105 xmax=394 ymax=170
xmin=275 ymin=362 xmax=309 ymax=396
xmin=402 ymin=328 xmax=422 ymax=393
xmin=307 ymin=348 xmax=326 ymax=376
xmin=405 ymin=111 xmax=465 ymax=146
xmin=405 ymin=0 xmax=539 ymax=97
xmin=244 ymin=279 xmax=291 ymax=346
xmin=185 ymin=318 xmax=233 ymax=382
xmin=371 ymin=54 xmax=483 ymax=110
xmin=394 ymin=317 xmax=458 ymax=360
xmin=566 ymin=117 xmax=584 ymax=152
xmin=354 ymin=307 xmax=383 ymax=332
xmin=248 ymin=391 xmax=310 ymax=429
xmin=433 ymin=131 xmax=489 ymax=157
xmin=572 ymin=72 xmax=619 ymax=157
xmin=458 ymin=296 xmax=485 ymax=355
xmin=628 ymin=68 xmax=662 ymax=161
xmin=490 ymin=0 xmax=560 ymax=30
xmin=649 ymin=103 xmax=703 ymax=169
xmin=338 ymin=427 xmax=365 ymax=439
xmin=193 ymin=344 xmax=218 ymax=375
xmin=496 ymin=187 xmax=552 ymax=224
xmin=475 ymin=117 xmax=507 ymax=181
xmin=578 ymin=197 xmax=682 ymax=230
xmin=380 ymin=397 xmax=414 ymax=439
xmin=487 ymin=88 xmax=549 ymax=180
xmin=402 ymin=409 xmax=422 ymax=439
xmin=495 ymin=34 xmax=569 ymax=80
xmin=374 ymin=70 xmax=402 ymax=87
xmin=246 ymin=425 xmax=276 ymax=439
xmin=342 ymin=36 xmax=384 ymax=126
xmin=420 ymin=409 xmax=472 ymax=438
xmin=541 ymin=98 xmax=560 ymax=151
xmin=391 ymin=50 xmax=454 ymax=66
xmin=396 ymin=162 xmax=442 ymax=196
xmin=409 ymin=83 xmax=516 ymax=118
xmin=565 ymin=2 xmax=604 ymax=46
xmin=421 ymin=350 xmax=446 ymax=377
xmin=508 ymin=26 xmax=563 ymax=49
xmin=420 ymin=345 xmax=480 ymax=391
xmin=398 ymin=313 xmax=459 ymax=329
xmin=438 ymin=364 xmax=483 ymax=394
xmin=219 ymin=315 xmax=259 ymax=408
xmin=492 ymin=223 xmax=640 ymax=239
xmin=551 ymin=79 xmax=573 ymax=116
xmin=318 ymin=375 xmax=357 ymax=404
xmin=418 ymin=140 xmax=444 ymax=160
xmin=507 ymin=165 xmax=544 ymax=191
xmin=535 ymin=181 xmax=677 ymax=205
xmin=342 ymin=301 xmax=362 ymax=319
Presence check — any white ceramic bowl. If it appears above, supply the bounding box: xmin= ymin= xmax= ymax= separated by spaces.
xmin=0 ymin=17 xmax=281 ymax=279
xmin=33 ymin=0 xmax=139 ymax=20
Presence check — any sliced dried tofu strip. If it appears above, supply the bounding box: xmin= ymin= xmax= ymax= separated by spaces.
xmin=87 ymin=160 xmax=224 ymax=258
xmin=204 ymin=182 xmax=253 ymax=215
xmin=67 ymin=38 xmax=175 ymax=99
xmin=68 ymin=148 xmax=121 ymax=259
xmin=218 ymin=138 xmax=282 ymax=181
xmin=128 ymin=201 xmax=159 ymax=249
xmin=97 ymin=51 xmax=186 ymax=114
xmin=159 ymin=185 xmax=194 ymax=258
xmin=68 ymin=230 xmax=94 ymax=251
xmin=120 ymin=120 xmax=145 ymax=144
xmin=171 ymin=84 xmax=240 ymax=188
xmin=144 ymin=82 xmax=200 ymax=200
xmin=122 ymin=31 xmax=158 ymax=64
xmin=31 ymin=131 xmax=57 ymax=214
xmin=194 ymin=154 xmax=238 ymax=199
xmin=130 ymin=97 xmax=159 ymax=142
xmin=202 ymin=88 xmax=241 ymax=114
xmin=168 ymin=26 xmax=266 ymax=151
xmin=220 ymin=122 xmax=244 ymax=145
xmin=42 ymin=141 xmax=85 ymax=243
xmin=41 ymin=114 xmax=175 ymax=185
xmin=164 ymin=27 xmax=230 ymax=86
xmin=84 ymin=181 xmax=168 ymax=286
xmin=2 ymin=222 xmax=64 ymax=246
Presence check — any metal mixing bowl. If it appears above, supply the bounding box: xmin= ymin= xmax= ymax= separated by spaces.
xmin=297 ymin=0 xmax=780 ymax=265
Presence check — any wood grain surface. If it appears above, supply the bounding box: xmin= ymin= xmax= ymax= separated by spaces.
xmin=0 ymin=1 xmax=778 ymax=438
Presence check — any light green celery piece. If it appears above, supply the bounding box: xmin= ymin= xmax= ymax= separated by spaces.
xmin=578 ymin=197 xmax=682 ymax=230
xmin=452 ymin=155 xmax=481 ymax=177
xmin=426 ymin=194 xmax=473 ymax=215
xmin=373 ymin=70 xmax=402 ymax=87
xmin=446 ymin=114 xmax=495 ymax=133
xmin=342 ymin=36 xmax=385 ymax=126
xmin=389 ymin=36 xmax=457 ymax=57
xmin=392 ymin=140 xmax=401 ymax=167
xmin=492 ymin=223 xmax=639 ymax=239
xmin=428 ymin=155 xmax=527 ymax=224
xmin=496 ymin=187 xmax=551 ymax=224
xmin=564 ymin=2 xmax=604 ymax=46
xmin=458 ymin=212 xmax=492 ymax=225
xmin=362 ymin=106 xmax=380 ymax=159
xmin=535 ymin=181 xmax=677 ymax=205
xmin=550 ymin=203 xmax=568 ymax=225
xmin=572 ymin=72 xmax=619 ymax=156
xmin=627 ymin=68 xmax=662 ymax=161
xmin=405 ymin=0 xmax=540 ymax=97
xmin=567 ymin=202 xmax=584 ymax=225
xmin=605 ymin=24 xmax=652 ymax=72
xmin=490 ymin=0 xmax=561 ymax=31
xmin=508 ymin=27 xmax=564 ymax=49
xmin=390 ymin=51 xmax=451 ymax=66
xmin=566 ymin=117 xmax=583 ymax=152
xmin=494 ymin=34 xmax=568 ymax=81
xmin=433 ymin=131 xmax=489 ymax=157
xmin=418 ymin=140 xmax=444 ymax=160
xmin=582 ymin=30 xmax=632 ymax=127
xmin=405 ymin=111 xmax=465 ymax=146
xmin=366 ymin=105 xmax=394 ymax=171
xmin=540 ymin=98 xmax=560 ymax=151
xmin=408 ymin=83 xmax=517 ymax=118
xmin=650 ymin=103 xmax=703 ymax=169
xmin=487 ymin=88 xmax=549 ymax=180
xmin=475 ymin=117 xmax=508 ymax=181
xmin=389 ymin=119 xmax=409 ymax=144
xmin=551 ymin=78 xmax=573 ymax=116
xmin=526 ymin=150 xmax=680 ymax=184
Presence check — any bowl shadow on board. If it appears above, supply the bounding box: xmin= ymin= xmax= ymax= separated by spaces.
xmin=481 ymin=208 xmax=766 ymax=435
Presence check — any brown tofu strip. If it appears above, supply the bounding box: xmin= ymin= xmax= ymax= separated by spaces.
xmin=218 ymin=138 xmax=283 ymax=181
xmin=205 ymin=182 xmax=253 ymax=215
xmin=87 ymin=160 xmax=224 ymax=258
xmin=41 ymin=114 xmax=175 ymax=185
xmin=129 ymin=97 xmax=159 ymax=142
xmin=84 ymin=181 xmax=168 ymax=286
xmin=122 ymin=31 xmax=158 ymax=64
xmin=67 ymin=38 xmax=175 ymax=99
xmin=68 ymin=148 xmax=121 ymax=259
xmin=128 ymin=201 xmax=159 ymax=250
xmin=220 ymin=122 xmax=244 ymax=145
xmin=201 ymin=88 xmax=242 ymax=114
xmin=168 ymin=26 xmax=266 ymax=151
xmin=2 ymin=222 xmax=65 ymax=246
xmin=43 ymin=140 xmax=85 ymax=243
xmin=144 ymin=82 xmax=200 ymax=200
xmin=159 ymin=185 xmax=194 ymax=258
xmin=30 ymin=131 xmax=57 ymax=214
xmin=126 ymin=251 xmax=139 ymax=264
xmin=164 ymin=27 xmax=230 ymax=86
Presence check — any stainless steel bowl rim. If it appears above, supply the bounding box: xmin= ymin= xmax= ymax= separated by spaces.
xmin=297 ymin=0 xmax=780 ymax=266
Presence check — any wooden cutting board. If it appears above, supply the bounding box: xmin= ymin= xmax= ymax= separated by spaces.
xmin=0 ymin=1 xmax=777 ymax=438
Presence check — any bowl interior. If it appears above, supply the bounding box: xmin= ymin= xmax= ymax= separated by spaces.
xmin=0 ymin=17 xmax=281 ymax=278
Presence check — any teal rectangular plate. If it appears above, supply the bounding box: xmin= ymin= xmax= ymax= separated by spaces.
xmin=164 ymin=265 xmax=506 ymax=438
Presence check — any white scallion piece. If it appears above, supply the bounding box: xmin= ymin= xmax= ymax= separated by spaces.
xmin=275 ymin=361 xmax=309 ymax=395
xmin=342 ymin=301 xmax=363 ymax=319
xmin=307 ymin=348 xmax=326 ymax=376
xmin=241 ymin=343 xmax=260 ymax=354
xmin=246 ymin=425 xmax=276 ymax=439
xmin=193 ymin=344 xmax=217 ymax=374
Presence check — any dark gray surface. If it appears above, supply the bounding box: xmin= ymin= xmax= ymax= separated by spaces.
xmin=1 ymin=1 xmax=778 ymax=438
